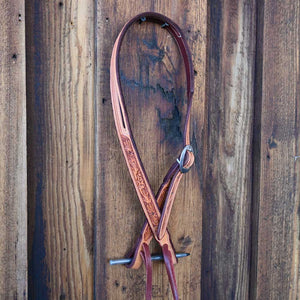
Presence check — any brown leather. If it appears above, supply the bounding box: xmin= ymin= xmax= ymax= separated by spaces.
xmin=110 ymin=12 xmax=195 ymax=300
xmin=141 ymin=243 xmax=152 ymax=300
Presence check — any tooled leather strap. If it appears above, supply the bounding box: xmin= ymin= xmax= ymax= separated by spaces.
xmin=110 ymin=12 xmax=195 ymax=299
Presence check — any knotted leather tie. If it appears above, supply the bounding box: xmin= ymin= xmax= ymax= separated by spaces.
xmin=110 ymin=12 xmax=195 ymax=300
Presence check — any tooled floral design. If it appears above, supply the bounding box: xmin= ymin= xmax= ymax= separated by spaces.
xmin=121 ymin=136 xmax=159 ymax=227
xmin=144 ymin=225 xmax=152 ymax=241
xmin=144 ymin=185 xmax=169 ymax=240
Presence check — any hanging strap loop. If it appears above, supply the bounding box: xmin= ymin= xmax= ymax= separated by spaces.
xmin=110 ymin=12 xmax=195 ymax=300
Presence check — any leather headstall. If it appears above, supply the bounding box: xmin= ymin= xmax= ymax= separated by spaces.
xmin=110 ymin=12 xmax=195 ymax=300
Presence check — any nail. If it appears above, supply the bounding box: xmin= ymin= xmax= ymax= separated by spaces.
xmin=109 ymin=253 xmax=190 ymax=265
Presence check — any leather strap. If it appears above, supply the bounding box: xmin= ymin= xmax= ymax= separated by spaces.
xmin=141 ymin=243 xmax=152 ymax=300
xmin=110 ymin=12 xmax=195 ymax=299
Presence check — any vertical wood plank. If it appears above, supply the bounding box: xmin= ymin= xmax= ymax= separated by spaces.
xmin=202 ymin=0 xmax=256 ymax=298
xmin=95 ymin=1 xmax=206 ymax=299
xmin=0 ymin=0 xmax=27 ymax=298
xmin=251 ymin=0 xmax=300 ymax=298
xmin=26 ymin=0 xmax=95 ymax=298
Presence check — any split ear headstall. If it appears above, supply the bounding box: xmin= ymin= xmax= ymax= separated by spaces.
xmin=109 ymin=12 xmax=195 ymax=300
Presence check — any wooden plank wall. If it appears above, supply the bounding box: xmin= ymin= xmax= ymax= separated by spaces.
xmin=0 ymin=0 xmax=296 ymax=299
xmin=0 ymin=0 xmax=27 ymax=298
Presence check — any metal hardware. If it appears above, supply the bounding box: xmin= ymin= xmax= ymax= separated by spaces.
xmin=176 ymin=144 xmax=193 ymax=173
xmin=109 ymin=252 xmax=190 ymax=265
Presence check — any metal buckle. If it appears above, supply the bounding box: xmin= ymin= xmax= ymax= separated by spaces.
xmin=176 ymin=145 xmax=193 ymax=173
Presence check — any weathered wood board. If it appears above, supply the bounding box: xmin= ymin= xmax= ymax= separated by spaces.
xmin=0 ymin=0 xmax=27 ymax=298
xmin=251 ymin=0 xmax=300 ymax=298
xmin=26 ymin=0 xmax=95 ymax=298
xmin=202 ymin=0 xmax=256 ymax=298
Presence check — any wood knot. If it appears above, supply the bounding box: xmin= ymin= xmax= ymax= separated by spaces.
xmin=178 ymin=235 xmax=192 ymax=250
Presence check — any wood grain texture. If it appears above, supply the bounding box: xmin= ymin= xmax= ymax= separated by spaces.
xmin=0 ymin=0 xmax=27 ymax=298
xmin=251 ymin=0 xmax=300 ymax=298
xmin=18 ymin=0 xmax=300 ymax=298
xmin=26 ymin=0 xmax=95 ymax=298
xmin=202 ymin=0 xmax=256 ymax=298
xmin=95 ymin=1 xmax=206 ymax=299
